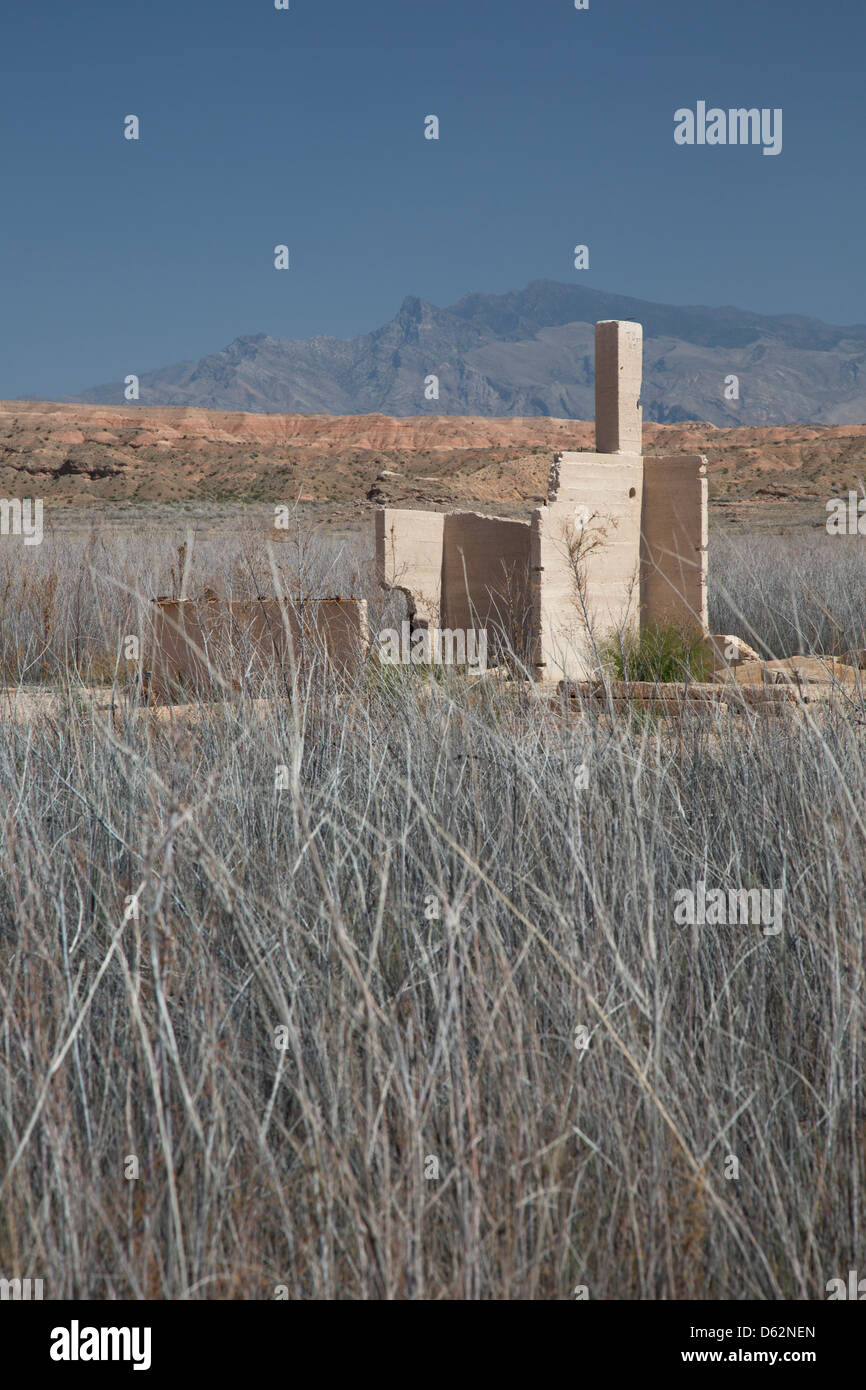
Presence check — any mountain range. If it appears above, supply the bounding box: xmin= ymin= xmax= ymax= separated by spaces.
xmin=69 ymin=280 xmax=866 ymax=427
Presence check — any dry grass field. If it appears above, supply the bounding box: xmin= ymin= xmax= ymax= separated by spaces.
xmin=0 ymin=515 xmax=864 ymax=1299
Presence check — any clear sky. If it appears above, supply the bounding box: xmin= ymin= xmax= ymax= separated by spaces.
xmin=2 ymin=0 xmax=863 ymax=399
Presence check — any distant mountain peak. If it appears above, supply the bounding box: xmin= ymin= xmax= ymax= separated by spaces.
xmin=68 ymin=280 xmax=866 ymax=426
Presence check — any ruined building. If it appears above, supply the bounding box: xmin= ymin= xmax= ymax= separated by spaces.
xmin=376 ymin=320 xmax=708 ymax=681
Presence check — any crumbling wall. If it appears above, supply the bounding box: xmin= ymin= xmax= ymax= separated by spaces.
xmin=640 ymin=454 xmax=708 ymax=632
xmin=372 ymin=319 xmax=709 ymax=684
xmin=375 ymin=508 xmax=444 ymax=627
xmin=531 ymin=452 xmax=643 ymax=681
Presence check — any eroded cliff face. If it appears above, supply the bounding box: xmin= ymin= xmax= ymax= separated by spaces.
xmin=1 ymin=399 xmax=864 ymax=518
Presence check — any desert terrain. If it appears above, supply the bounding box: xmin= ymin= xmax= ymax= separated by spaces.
xmin=3 ymin=400 xmax=865 ymax=536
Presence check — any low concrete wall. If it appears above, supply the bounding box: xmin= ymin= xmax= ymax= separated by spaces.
xmin=641 ymin=454 xmax=708 ymax=633
xmin=149 ymin=596 xmax=368 ymax=702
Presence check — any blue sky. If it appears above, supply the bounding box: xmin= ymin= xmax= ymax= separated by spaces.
xmin=2 ymin=0 xmax=864 ymax=398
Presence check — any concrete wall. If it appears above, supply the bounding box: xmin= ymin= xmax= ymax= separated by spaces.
xmin=532 ymin=452 xmax=643 ymax=681
xmin=441 ymin=513 xmax=531 ymax=652
xmin=375 ymin=508 xmax=444 ymax=627
xmin=595 ymin=320 xmax=643 ymax=456
xmin=375 ymin=506 xmax=531 ymax=656
xmin=150 ymin=599 xmax=213 ymax=702
xmin=315 ymin=598 xmax=370 ymax=670
xmin=149 ymin=596 xmax=368 ymax=702
xmin=640 ymin=454 xmax=708 ymax=633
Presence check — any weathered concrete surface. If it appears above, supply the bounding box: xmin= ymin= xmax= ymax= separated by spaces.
xmin=531 ymin=453 xmax=643 ymax=681
xmin=441 ymin=513 xmax=530 ymax=647
xmin=760 ymin=656 xmax=858 ymax=688
xmin=708 ymin=633 xmax=763 ymax=668
xmin=712 ymin=656 xmax=860 ymax=693
xmin=149 ymin=595 xmax=368 ymax=702
xmin=559 ymin=679 xmax=798 ymax=712
xmin=375 ymin=508 xmax=444 ymax=627
xmin=0 ymin=688 xmax=63 ymax=723
xmin=641 ymin=454 xmax=708 ymax=632
xmin=595 ymin=320 xmax=643 ymax=455
xmin=131 ymin=697 xmax=291 ymax=729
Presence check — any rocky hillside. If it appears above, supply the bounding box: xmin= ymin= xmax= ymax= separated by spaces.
xmin=66 ymin=281 xmax=866 ymax=427
xmin=2 ymin=401 xmax=865 ymax=533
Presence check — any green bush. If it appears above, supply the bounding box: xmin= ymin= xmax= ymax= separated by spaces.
xmin=599 ymin=621 xmax=715 ymax=684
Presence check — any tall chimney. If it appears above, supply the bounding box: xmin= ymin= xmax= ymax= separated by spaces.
xmin=594 ymin=320 xmax=643 ymax=455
